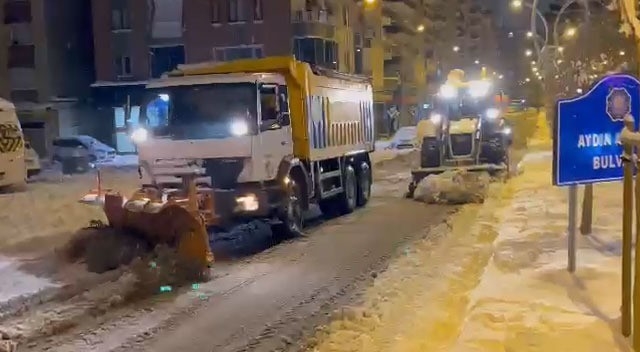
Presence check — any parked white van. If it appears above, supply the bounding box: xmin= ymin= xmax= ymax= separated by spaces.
xmin=0 ymin=98 xmax=27 ymax=189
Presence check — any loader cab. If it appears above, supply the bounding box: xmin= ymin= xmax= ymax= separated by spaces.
xmin=436 ymin=81 xmax=502 ymax=124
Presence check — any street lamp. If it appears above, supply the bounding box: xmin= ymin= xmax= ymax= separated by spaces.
xmin=525 ymin=77 xmax=531 ymax=82
xmin=499 ymin=74 xmax=504 ymax=79
xmin=564 ymin=26 xmax=577 ymax=38
xmin=526 ymin=31 xmax=533 ymax=38
xmin=525 ymin=49 xmax=533 ymax=57
xmin=417 ymin=24 xmax=425 ymax=32
xmin=474 ymin=59 xmax=480 ymax=64
xmin=620 ymin=50 xmax=626 ymax=56
xmin=511 ymin=0 xmax=523 ymax=8
xmin=453 ymin=46 xmax=460 ymax=52
xmin=364 ymin=0 xmax=376 ymax=4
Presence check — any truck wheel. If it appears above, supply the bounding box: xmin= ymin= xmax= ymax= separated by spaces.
xmin=356 ymin=162 xmax=371 ymax=207
xmin=337 ymin=165 xmax=357 ymax=214
xmin=276 ymin=180 xmax=303 ymax=238
xmin=421 ymin=138 xmax=440 ymax=168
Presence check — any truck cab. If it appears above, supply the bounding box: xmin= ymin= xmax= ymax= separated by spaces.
xmin=130 ymin=57 xmax=374 ymax=236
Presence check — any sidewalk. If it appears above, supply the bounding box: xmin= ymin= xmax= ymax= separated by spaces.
xmin=451 ymin=153 xmax=630 ymax=352
xmin=308 ymin=114 xmax=632 ymax=351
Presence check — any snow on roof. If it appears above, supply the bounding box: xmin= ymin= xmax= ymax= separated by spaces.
xmin=146 ymin=72 xmax=286 ymax=89
xmin=0 ymin=98 xmax=16 ymax=111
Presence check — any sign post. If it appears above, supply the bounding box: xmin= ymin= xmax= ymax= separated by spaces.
xmin=554 ymin=73 xmax=640 ymax=336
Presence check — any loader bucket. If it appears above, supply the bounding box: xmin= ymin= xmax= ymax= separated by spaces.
xmin=103 ymin=192 xmax=213 ymax=272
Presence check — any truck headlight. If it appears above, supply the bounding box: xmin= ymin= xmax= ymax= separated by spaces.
xmin=230 ymin=120 xmax=248 ymax=136
xmin=469 ymin=80 xmax=491 ymax=97
xmin=439 ymin=84 xmax=457 ymax=99
xmin=236 ymin=194 xmax=259 ymax=211
xmin=429 ymin=113 xmax=442 ymax=124
xmin=131 ymin=127 xmax=149 ymax=143
xmin=485 ymin=108 xmax=500 ymax=119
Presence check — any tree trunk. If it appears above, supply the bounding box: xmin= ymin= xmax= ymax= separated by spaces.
xmin=580 ymin=184 xmax=593 ymax=235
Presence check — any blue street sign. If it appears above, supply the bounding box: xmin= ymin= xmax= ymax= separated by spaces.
xmin=554 ymin=74 xmax=640 ymax=186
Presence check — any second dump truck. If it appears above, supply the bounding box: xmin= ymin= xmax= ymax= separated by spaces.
xmin=89 ymin=57 xmax=375 ymax=270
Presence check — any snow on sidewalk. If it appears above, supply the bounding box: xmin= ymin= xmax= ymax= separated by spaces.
xmin=451 ymin=154 xmax=630 ymax=352
xmin=308 ymin=116 xmax=631 ymax=351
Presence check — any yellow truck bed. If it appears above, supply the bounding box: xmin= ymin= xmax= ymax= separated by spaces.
xmin=171 ymin=56 xmax=375 ymax=162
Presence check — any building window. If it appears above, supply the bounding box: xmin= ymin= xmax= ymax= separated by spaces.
xmin=210 ymin=0 xmax=220 ymax=23
xmin=115 ymin=56 xmax=132 ymax=77
xmin=293 ymin=37 xmax=338 ymax=71
xmin=253 ymin=0 xmax=263 ymax=21
xmin=212 ymin=45 xmax=263 ymax=61
xmin=228 ymin=0 xmax=245 ymax=22
xmin=112 ymin=8 xmax=131 ymax=30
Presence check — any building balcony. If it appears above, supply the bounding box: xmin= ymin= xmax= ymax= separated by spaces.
xmin=4 ymin=0 xmax=32 ymax=24
xmin=292 ymin=9 xmax=336 ymax=38
xmin=8 ymin=67 xmax=35 ymax=90
xmin=384 ymin=0 xmax=420 ymax=18
xmin=383 ymin=45 xmax=400 ymax=61
xmin=383 ymin=76 xmax=401 ymax=93
xmin=7 ymin=22 xmax=32 ymax=45
xmin=8 ymin=44 xmax=35 ymax=68
xmin=149 ymin=0 xmax=183 ymax=46
xmin=10 ymin=89 xmax=38 ymax=103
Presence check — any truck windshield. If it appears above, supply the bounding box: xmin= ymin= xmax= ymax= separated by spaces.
xmin=147 ymin=83 xmax=258 ymax=140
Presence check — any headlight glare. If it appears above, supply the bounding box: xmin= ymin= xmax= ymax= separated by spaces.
xmin=430 ymin=113 xmax=442 ymax=124
xmin=230 ymin=120 xmax=249 ymax=136
xmin=485 ymin=108 xmax=500 ymax=119
xmin=131 ymin=127 xmax=149 ymax=143
xmin=439 ymin=84 xmax=457 ymax=98
xmin=236 ymin=194 xmax=259 ymax=211
xmin=469 ymin=80 xmax=491 ymax=97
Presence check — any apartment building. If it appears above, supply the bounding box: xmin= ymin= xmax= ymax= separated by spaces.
xmin=378 ymin=0 xmax=428 ymax=129
xmin=90 ymin=0 xmax=373 ymax=152
xmin=0 ymin=0 xmax=94 ymax=156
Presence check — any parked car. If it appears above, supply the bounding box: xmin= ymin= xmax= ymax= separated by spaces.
xmin=52 ymin=135 xmax=116 ymax=163
xmin=386 ymin=126 xmax=418 ymax=150
xmin=24 ymin=139 xmax=41 ymax=178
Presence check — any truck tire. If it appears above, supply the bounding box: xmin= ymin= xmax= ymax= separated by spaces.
xmin=336 ymin=165 xmax=357 ymax=214
xmin=356 ymin=161 xmax=371 ymax=207
xmin=480 ymin=139 xmax=506 ymax=165
xmin=276 ymin=180 xmax=304 ymax=238
xmin=421 ymin=138 xmax=440 ymax=168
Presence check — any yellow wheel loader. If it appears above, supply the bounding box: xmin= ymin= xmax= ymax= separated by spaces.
xmin=407 ymin=70 xmax=513 ymax=198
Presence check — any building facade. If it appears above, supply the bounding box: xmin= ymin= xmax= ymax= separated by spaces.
xmin=90 ymin=0 xmax=377 ymax=152
xmin=0 ymin=0 xmax=94 ymax=156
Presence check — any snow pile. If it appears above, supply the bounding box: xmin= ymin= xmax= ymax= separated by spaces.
xmin=414 ymin=170 xmax=491 ymax=204
xmin=0 ymin=167 xmax=140 ymax=250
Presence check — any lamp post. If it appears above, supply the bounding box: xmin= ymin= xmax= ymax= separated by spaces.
xmin=511 ymin=0 xmax=590 ymax=71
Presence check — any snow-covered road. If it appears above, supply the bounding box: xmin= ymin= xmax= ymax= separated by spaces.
xmin=0 ymin=147 xmax=454 ymax=352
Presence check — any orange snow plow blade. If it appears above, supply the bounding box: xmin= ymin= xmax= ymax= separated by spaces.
xmin=99 ymin=181 xmax=216 ymax=271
